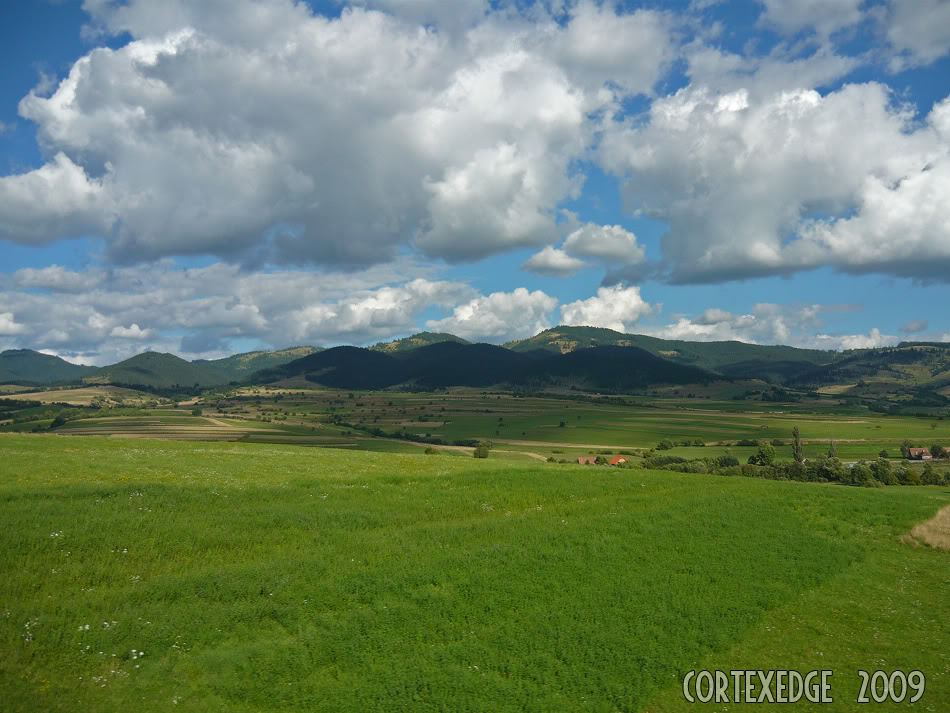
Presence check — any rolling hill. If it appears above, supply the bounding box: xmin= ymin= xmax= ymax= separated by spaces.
xmin=370 ymin=332 xmax=471 ymax=353
xmin=505 ymin=326 xmax=839 ymax=382
xmin=196 ymin=346 xmax=321 ymax=382
xmin=261 ymin=341 xmax=717 ymax=391
xmin=84 ymin=352 xmax=231 ymax=390
xmin=0 ymin=349 xmax=98 ymax=385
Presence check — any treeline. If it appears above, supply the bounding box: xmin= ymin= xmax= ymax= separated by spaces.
xmin=641 ymin=453 xmax=949 ymax=487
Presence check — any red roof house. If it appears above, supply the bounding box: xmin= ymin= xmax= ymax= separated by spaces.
xmin=909 ymin=448 xmax=932 ymax=460
xmin=609 ymin=456 xmax=628 ymax=466
xmin=577 ymin=456 xmax=597 ymax=465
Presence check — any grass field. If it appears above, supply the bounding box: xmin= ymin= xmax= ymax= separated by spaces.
xmin=1 ymin=434 xmax=947 ymax=712
xmin=0 ymin=385 xmax=156 ymax=406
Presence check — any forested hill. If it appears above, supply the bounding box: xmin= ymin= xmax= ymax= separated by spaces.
xmin=505 ymin=326 xmax=839 ymax=382
xmin=0 ymin=349 xmax=98 ymax=385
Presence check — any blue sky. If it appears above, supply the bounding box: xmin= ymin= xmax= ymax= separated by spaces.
xmin=1 ymin=0 xmax=949 ymax=365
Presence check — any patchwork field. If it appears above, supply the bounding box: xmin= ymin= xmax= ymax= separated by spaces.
xmin=1 ymin=435 xmax=948 ymax=712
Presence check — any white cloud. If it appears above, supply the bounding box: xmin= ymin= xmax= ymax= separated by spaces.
xmin=756 ymin=0 xmax=864 ymax=37
xmin=13 ymin=265 xmax=105 ymax=292
xmin=560 ymin=285 xmax=653 ymax=332
xmin=0 ymin=312 xmax=27 ymax=336
xmin=640 ymin=302 xmax=833 ymax=345
xmin=562 ymin=223 xmax=645 ymax=264
xmin=1 ymin=0 xmax=675 ymax=267
xmin=811 ymin=327 xmax=898 ymax=351
xmin=600 ymin=83 xmax=950 ymax=283
xmin=426 ymin=287 xmax=557 ymax=342
xmin=884 ymin=0 xmax=950 ymax=71
xmin=110 ymin=323 xmax=156 ymax=339
xmin=521 ymin=246 xmax=586 ymax=276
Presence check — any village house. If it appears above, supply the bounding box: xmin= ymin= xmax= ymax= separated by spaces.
xmin=577 ymin=456 xmax=597 ymax=465
xmin=908 ymin=448 xmax=933 ymax=460
xmin=609 ymin=456 xmax=627 ymax=466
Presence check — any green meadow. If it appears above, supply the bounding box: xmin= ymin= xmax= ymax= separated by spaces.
xmin=1 ymin=434 xmax=947 ymax=712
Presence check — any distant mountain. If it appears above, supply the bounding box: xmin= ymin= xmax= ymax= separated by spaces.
xmin=85 ymin=352 xmax=230 ymax=389
xmin=260 ymin=341 xmax=716 ymax=391
xmin=197 ymin=346 xmax=321 ymax=382
xmin=506 ymin=326 xmax=839 ymax=382
xmin=370 ymin=332 xmax=471 ymax=353
xmin=0 ymin=349 xmax=99 ymax=385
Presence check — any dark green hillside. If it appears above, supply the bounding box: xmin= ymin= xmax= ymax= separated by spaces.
xmin=198 ymin=346 xmax=321 ymax=381
xmin=86 ymin=352 xmax=230 ymax=389
xmin=260 ymin=346 xmax=403 ymax=389
xmin=506 ymin=326 xmax=837 ymax=381
xmin=0 ymin=349 xmax=99 ymax=384
xmin=516 ymin=345 xmax=714 ymax=391
xmin=403 ymin=342 xmax=531 ymax=387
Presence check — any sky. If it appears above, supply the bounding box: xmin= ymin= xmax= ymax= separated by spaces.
xmin=1 ymin=0 xmax=949 ymax=366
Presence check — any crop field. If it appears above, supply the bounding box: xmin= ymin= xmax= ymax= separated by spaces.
xmin=1 ymin=434 xmax=948 ymax=712
xmin=0 ymin=385 xmax=156 ymax=406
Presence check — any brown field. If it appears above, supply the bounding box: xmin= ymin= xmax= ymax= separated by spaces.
xmin=903 ymin=504 xmax=950 ymax=551
xmin=0 ymin=385 xmax=155 ymax=405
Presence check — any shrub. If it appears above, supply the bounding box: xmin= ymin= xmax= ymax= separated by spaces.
xmin=473 ymin=445 xmax=490 ymax=459
xmin=424 ymin=447 xmax=439 ymax=455
xmin=736 ymin=439 xmax=760 ymax=447
xmin=191 ymin=407 xmax=203 ymax=416
xmin=656 ymin=439 xmax=674 ymax=451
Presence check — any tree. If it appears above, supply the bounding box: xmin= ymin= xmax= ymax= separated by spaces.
xmin=191 ymin=407 xmax=202 ymax=416
xmin=922 ymin=463 xmax=940 ymax=485
xmin=879 ymin=449 xmax=889 ymax=458
xmin=656 ymin=439 xmax=674 ymax=451
xmin=559 ymin=421 xmax=566 ymax=428
xmin=828 ymin=440 xmax=838 ymax=458
xmin=473 ymin=445 xmax=489 ymax=459
xmin=756 ymin=443 xmax=776 ymax=466
xmin=931 ymin=445 xmax=947 ymax=459
xmin=870 ymin=458 xmax=891 ymax=483
xmin=792 ymin=426 xmax=804 ymax=463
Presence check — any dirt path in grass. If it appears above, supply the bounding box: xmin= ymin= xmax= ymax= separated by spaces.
xmin=903 ymin=505 xmax=950 ymax=551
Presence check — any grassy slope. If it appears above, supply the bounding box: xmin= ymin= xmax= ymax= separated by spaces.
xmin=87 ymin=352 xmax=230 ymax=389
xmin=199 ymin=347 xmax=321 ymax=382
xmin=0 ymin=349 xmax=99 ymax=384
xmin=504 ymin=326 xmax=837 ymax=374
xmin=1 ymin=435 xmax=947 ymax=712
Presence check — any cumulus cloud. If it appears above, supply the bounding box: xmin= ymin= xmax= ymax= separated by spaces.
xmin=562 ymin=223 xmax=646 ymax=264
xmin=426 ymin=287 xmax=558 ymax=342
xmin=756 ymin=0 xmax=864 ymax=37
xmin=110 ymin=323 xmax=156 ymax=339
xmin=600 ymin=83 xmax=950 ymax=283
xmin=640 ymin=303 xmax=837 ymax=345
xmin=0 ymin=312 xmax=27 ymax=336
xmin=560 ymin=285 xmax=653 ymax=332
xmin=0 ymin=261 xmax=478 ymax=363
xmin=812 ymin=327 xmax=898 ymax=351
xmin=0 ymin=0 xmax=676 ymax=268
xmin=883 ymin=0 xmax=950 ymax=71
xmin=899 ymin=320 xmax=928 ymax=334
xmin=521 ymin=246 xmax=586 ymax=276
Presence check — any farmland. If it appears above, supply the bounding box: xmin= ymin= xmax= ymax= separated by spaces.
xmin=1 ymin=434 xmax=948 ymax=712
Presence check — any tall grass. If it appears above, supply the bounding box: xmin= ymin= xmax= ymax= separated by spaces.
xmin=1 ymin=435 xmax=947 ymax=712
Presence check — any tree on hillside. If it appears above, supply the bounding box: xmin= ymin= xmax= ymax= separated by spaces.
xmin=922 ymin=462 xmax=940 ymax=485
xmin=473 ymin=445 xmax=489 ymax=459
xmin=792 ymin=426 xmax=804 ymax=463
xmin=754 ymin=443 xmax=776 ymax=466
xmin=828 ymin=440 xmax=838 ymax=458
xmin=931 ymin=444 xmax=947 ymax=459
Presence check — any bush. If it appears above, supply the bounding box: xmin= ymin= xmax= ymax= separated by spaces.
xmin=191 ymin=407 xmax=203 ymax=416
xmin=656 ymin=439 xmax=674 ymax=451
xmin=736 ymin=439 xmax=760 ymax=447
xmin=424 ymin=447 xmax=439 ymax=455
xmin=473 ymin=445 xmax=490 ymax=459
